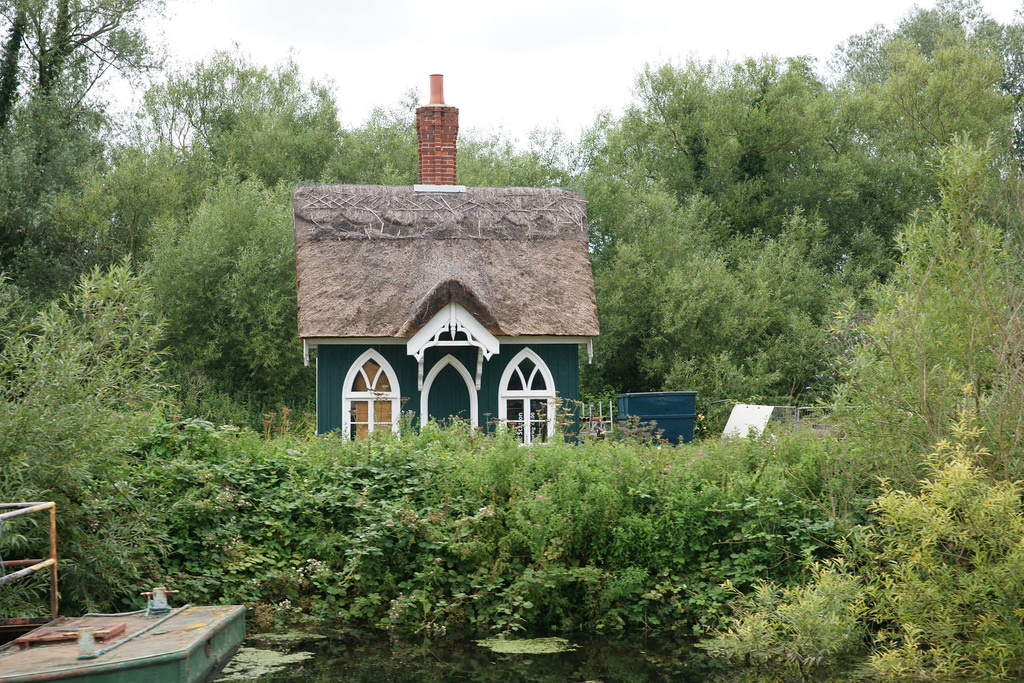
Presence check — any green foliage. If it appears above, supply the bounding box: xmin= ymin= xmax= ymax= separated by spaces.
xmin=702 ymin=417 xmax=1024 ymax=680
xmin=46 ymin=144 xmax=191 ymax=268
xmin=583 ymin=9 xmax=1021 ymax=402
xmin=873 ymin=33 xmax=1009 ymax=154
xmin=0 ymin=4 xmax=25 ymax=132
xmin=855 ymin=419 xmax=1024 ymax=679
xmin=0 ymin=91 xmax=108 ymax=298
xmin=699 ymin=559 xmax=867 ymax=682
xmin=117 ymin=425 xmax=840 ymax=635
xmin=0 ymin=0 xmax=164 ymax=298
xmin=594 ymin=55 xmax=915 ymax=266
xmin=0 ymin=261 xmax=167 ymax=613
xmin=0 ymin=0 xmax=162 ymax=96
xmin=145 ymin=48 xmax=341 ymax=187
xmin=586 ymin=186 xmax=838 ymax=403
xmin=837 ymin=141 xmax=1024 ymax=483
xmin=326 ymin=95 xmax=417 ymax=185
xmin=149 ymin=176 xmax=312 ymax=422
xmin=458 ymin=127 xmax=578 ymax=188
xmin=836 ymin=0 xmax=1020 ymax=163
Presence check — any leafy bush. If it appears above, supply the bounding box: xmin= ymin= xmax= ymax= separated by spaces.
xmin=0 ymin=261 xmax=167 ymax=613
xmin=698 ymin=559 xmax=867 ymax=682
xmin=702 ymin=417 xmax=1024 ymax=680
xmin=117 ymin=425 xmax=841 ymax=635
xmin=837 ymin=141 xmax=1024 ymax=484
xmin=864 ymin=420 xmax=1024 ymax=679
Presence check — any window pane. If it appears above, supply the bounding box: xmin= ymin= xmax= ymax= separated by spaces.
xmin=507 ymin=368 xmax=524 ymax=391
xmin=374 ymin=400 xmax=393 ymax=425
xmin=530 ymin=399 xmax=546 ymax=418
xmin=519 ymin=358 xmax=536 ymax=378
xmin=352 ymin=369 xmax=369 ymax=392
xmin=351 ymin=400 xmax=369 ymax=440
xmin=530 ymin=369 xmax=547 ymax=391
xmin=352 ymin=400 xmax=369 ymax=423
xmin=530 ymin=420 xmax=547 ymax=444
xmin=361 ymin=360 xmax=380 ymax=388
xmin=530 ymin=400 xmax=548 ymax=444
xmin=375 ymin=370 xmax=391 ymax=392
xmin=507 ymin=399 xmax=524 ymax=422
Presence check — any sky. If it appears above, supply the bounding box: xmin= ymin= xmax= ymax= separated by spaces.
xmin=146 ymin=0 xmax=1024 ymax=141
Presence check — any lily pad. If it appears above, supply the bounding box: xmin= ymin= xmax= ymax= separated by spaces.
xmin=475 ymin=636 xmax=577 ymax=654
xmin=217 ymin=646 xmax=314 ymax=681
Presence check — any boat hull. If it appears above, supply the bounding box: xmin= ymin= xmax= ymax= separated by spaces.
xmin=0 ymin=605 xmax=245 ymax=683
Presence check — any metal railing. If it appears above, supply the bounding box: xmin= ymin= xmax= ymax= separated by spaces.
xmin=0 ymin=502 xmax=58 ymax=620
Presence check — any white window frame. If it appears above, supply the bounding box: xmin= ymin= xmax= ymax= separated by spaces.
xmin=420 ymin=354 xmax=478 ymax=428
xmin=497 ymin=348 xmax=556 ymax=444
xmin=342 ymin=349 xmax=401 ymax=439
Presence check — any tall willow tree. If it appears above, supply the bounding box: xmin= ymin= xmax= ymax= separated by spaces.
xmin=144 ymin=48 xmax=341 ymax=188
xmin=0 ymin=262 xmax=167 ymax=612
xmin=0 ymin=0 xmax=164 ymax=300
xmin=835 ymin=0 xmax=1023 ymax=166
xmin=838 ymin=142 xmax=1024 ymax=484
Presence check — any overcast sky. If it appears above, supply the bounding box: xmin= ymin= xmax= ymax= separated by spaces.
xmin=147 ymin=0 xmax=1024 ymax=141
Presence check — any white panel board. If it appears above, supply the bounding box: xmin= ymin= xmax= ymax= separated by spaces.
xmin=722 ymin=404 xmax=775 ymax=438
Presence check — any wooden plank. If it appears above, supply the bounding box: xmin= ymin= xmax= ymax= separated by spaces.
xmin=14 ymin=622 xmax=125 ymax=648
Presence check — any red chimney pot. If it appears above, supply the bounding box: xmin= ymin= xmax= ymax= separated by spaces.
xmin=429 ymin=74 xmax=445 ymax=105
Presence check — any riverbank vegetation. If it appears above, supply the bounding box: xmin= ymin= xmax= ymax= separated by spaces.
xmin=3 ymin=0 xmax=1024 ymax=679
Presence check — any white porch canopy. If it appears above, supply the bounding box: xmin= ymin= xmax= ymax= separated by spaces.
xmin=406 ymin=302 xmax=500 ymax=390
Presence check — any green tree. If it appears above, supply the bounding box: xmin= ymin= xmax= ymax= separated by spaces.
xmin=702 ymin=420 xmax=1024 ymax=680
xmin=0 ymin=94 xmax=107 ymax=297
xmin=593 ymin=56 xmax=913 ymax=270
xmin=0 ymin=0 xmax=161 ymax=100
xmin=145 ymin=48 xmax=341 ymax=187
xmin=0 ymin=0 xmax=163 ymax=299
xmin=148 ymin=177 xmax=311 ymax=424
xmin=838 ymin=141 xmax=1024 ymax=482
xmin=325 ymin=94 xmax=417 ymax=185
xmin=835 ymin=0 xmax=1018 ymax=164
xmin=584 ymin=185 xmax=838 ymax=405
xmin=0 ymin=3 xmax=25 ymax=132
xmin=0 ymin=260 xmax=167 ymax=611
xmin=458 ymin=127 xmax=578 ymax=188
xmin=45 ymin=143 xmax=192 ymax=269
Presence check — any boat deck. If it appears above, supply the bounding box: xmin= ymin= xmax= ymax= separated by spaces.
xmin=0 ymin=605 xmax=245 ymax=683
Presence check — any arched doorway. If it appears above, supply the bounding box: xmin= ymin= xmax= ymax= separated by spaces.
xmin=421 ymin=354 xmax=477 ymax=427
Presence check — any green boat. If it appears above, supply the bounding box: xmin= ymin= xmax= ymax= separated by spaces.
xmin=0 ymin=503 xmax=245 ymax=683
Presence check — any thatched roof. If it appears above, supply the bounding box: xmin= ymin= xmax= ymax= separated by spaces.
xmin=293 ymin=185 xmax=599 ymax=340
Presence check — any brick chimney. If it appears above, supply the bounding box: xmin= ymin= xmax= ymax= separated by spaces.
xmin=416 ymin=74 xmax=458 ymax=186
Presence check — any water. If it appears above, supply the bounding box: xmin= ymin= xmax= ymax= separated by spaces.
xmin=218 ymin=631 xmax=1022 ymax=682
xmin=218 ymin=630 xmax=726 ymax=682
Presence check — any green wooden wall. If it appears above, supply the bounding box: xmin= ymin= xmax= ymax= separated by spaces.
xmin=315 ymin=342 xmax=580 ymax=435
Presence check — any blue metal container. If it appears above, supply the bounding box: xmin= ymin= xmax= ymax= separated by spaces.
xmin=616 ymin=392 xmax=698 ymax=444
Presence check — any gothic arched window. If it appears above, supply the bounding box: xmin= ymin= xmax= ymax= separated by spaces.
xmin=497 ymin=348 xmax=555 ymax=444
xmin=342 ymin=350 xmax=401 ymax=439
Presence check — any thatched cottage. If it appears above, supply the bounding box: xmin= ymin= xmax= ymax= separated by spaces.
xmin=293 ymin=76 xmax=599 ymax=441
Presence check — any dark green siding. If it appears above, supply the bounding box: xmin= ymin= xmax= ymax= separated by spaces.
xmin=316 ymin=342 xmax=581 ymax=435
xmin=316 ymin=345 xmax=419 ymax=434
